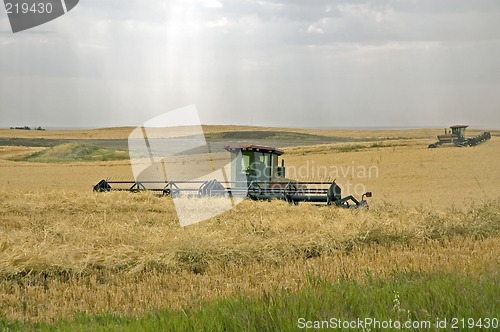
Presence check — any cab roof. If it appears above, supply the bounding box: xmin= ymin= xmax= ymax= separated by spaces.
xmin=224 ymin=144 xmax=284 ymax=156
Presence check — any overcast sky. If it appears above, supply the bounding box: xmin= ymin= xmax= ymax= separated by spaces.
xmin=1 ymin=0 xmax=499 ymax=129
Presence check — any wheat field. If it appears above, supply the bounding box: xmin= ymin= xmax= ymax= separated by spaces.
xmin=0 ymin=127 xmax=499 ymax=324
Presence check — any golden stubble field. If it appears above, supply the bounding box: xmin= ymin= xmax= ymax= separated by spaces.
xmin=1 ymin=129 xmax=499 ymax=208
xmin=284 ymin=137 xmax=500 ymax=208
xmin=0 ymin=127 xmax=499 ymax=323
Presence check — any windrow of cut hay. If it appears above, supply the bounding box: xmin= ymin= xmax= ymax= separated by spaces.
xmin=1 ymin=190 xmax=499 ymax=322
xmin=1 ymin=190 xmax=498 ymax=276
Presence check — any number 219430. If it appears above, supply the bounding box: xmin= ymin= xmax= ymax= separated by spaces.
xmin=5 ymin=2 xmax=53 ymax=14
xmin=450 ymin=317 xmax=498 ymax=329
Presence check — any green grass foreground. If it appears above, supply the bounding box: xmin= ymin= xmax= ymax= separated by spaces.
xmin=1 ymin=272 xmax=498 ymax=331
